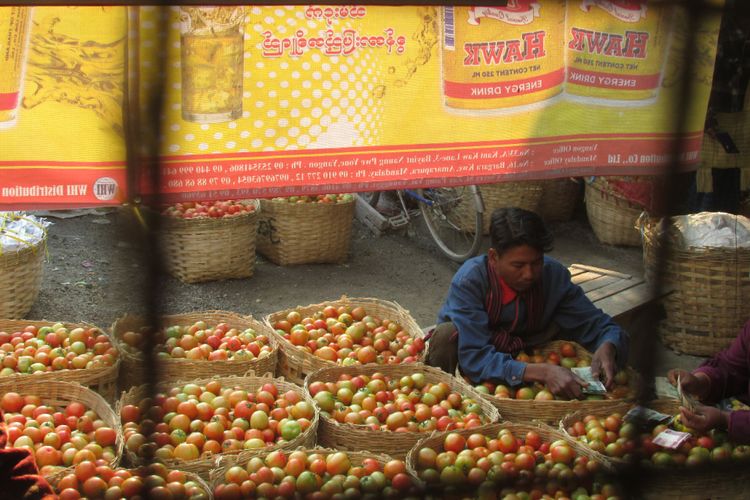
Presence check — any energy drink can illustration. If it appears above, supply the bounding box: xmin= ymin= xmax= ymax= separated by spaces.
xmin=442 ymin=1 xmax=565 ymax=113
xmin=565 ymin=0 xmax=673 ymax=105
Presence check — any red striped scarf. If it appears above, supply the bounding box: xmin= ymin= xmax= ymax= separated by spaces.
xmin=486 ymin=258 xmax=544 ymax=355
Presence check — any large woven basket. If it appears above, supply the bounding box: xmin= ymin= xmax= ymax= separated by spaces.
xmin=159 ymin=200 xmax=259 ymax=283
xmin=111 ymin=310 xmax=277 ymax=391
xmin=585 ymin=177 xmax=646 ymax=246
xmin=538 ymin=177 xmax=582 ymax=222
xmin=305 ymin=363 xmax=501 ymax=460
xmin=0 ymin=235 xmax=45 ymax=319
xmin=480 ymin=341 xmax=638 ymax=425
xmin=265 ymin=296 xmax=425 ymax=386
xmin=209 ymin=447 xmax=419 ymax=495
xmin=256 ymin=198 xmax=355 ymax=265
xmin=406 ymin=421 xmax=616 ymax=493
xmin=640 ymin=214 xmax=750 ymax=355
xmin=460 ymin=181 xmax=543 ymax=234
xmin=49 ymin=467 xmax=213 ymax=499
xmin=0 ymin=379 xmax=124 ymax=480
xmin=117 ymin=374 xmax=318 ymax=479
xmin=0 ymin=319 xmax=120 ymax=402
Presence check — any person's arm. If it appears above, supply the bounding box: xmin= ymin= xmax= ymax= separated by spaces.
xmin=691 ymin=320 xmax=750 ymax=404
xmin=545 ymin=262 xmax=629 ymax=387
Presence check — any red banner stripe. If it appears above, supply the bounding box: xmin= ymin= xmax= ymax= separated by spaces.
xmin=0 ymin=92 xmax=20 ymax=111
xmin=567 ymin=68 xmax=661 ymax=90
xmin=443 ymin=68 xmax=565 ymax=99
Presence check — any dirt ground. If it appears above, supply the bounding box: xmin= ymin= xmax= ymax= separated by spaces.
xmin=26 ymin=201 xmax=704 ymax=377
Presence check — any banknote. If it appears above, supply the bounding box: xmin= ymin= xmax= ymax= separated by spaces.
xmin=571 ymin=366 xmax=607 ymax=395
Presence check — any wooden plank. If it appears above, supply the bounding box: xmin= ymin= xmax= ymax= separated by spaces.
xmin=578 ymin=274 xmax=623 ymax=294
xmin=594 ymin=282 xmax=657 ymax=319
xmin=571 ymin=271 xmax=603 ymax=286
xmin=569 ymin=263 xmax=632 ymax=280
xmin=569 ymin=267 xmax=587 ymax=277
xmin=587 ymin=279 xmax=643 ymax=303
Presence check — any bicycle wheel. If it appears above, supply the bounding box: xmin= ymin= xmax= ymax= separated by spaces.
xmin=418 ymin=186 xmax=484 ymax=263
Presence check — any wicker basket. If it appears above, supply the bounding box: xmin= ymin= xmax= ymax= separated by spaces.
xmin=49 ymin=467 xmax=213 ymax=499
xmin=406 ymin=421 xmax=616 ymax=493
xmin=256 ymin=198 xmax=355 ymax=265
xmin=585 ymin=177 xmax=647 ymax=246
xmin=209 ymin=447 xmax=419 ymax=494
xmin=110 ymin=310 xmax=277 ymax=391
xmin=480 ymin=341 xmax=638 ymax=425
xmin=306 ymin=363 xmax=501 ymax=460
xmin=0 ymin=235 xmax=45 ymax=319
xmin=538 ymin=177 xmax=582 ymax=222
xmin=159 ymin=200 xmax=259 ymax=283
xmin=117 ymin=374 xmax=318 ymax=479
xmin=265 ymin=296 xmax=425 ymax=386
xmin=0 ymin=319 xmax=120 ymax=402
xmin=640 ymin=214 xmax=750 ymax=355
xmin=460 ymin=181 xmax=543 ymax=234
xmin=0 ymin=379 xmax=124 ymax=480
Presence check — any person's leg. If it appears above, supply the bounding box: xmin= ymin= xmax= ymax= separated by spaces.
xmin=426 ymin=322 xmax=459 ymax=375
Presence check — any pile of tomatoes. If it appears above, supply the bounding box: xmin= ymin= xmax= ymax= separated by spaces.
xmin=121 ymin=380 xmax=314 ymax=463
xmin=272 ymin=304 xmax=424 ymax=366
xmin=308 ymin=372 xmax=487 ymax=433
xmin=270 ymin=194 xmax=354 ymax=204
xmin=161 ymin=200 xmax=255 ymax=219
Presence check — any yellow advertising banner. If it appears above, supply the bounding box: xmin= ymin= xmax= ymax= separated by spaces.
xmin=0 ymin=2 xmax=722 ymax=208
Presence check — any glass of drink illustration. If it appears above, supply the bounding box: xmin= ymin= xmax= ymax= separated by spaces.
xmin=180 ymin=6 xmax=244 ymax=123
xmin=0 ymin=7 xmax=33 ymax=128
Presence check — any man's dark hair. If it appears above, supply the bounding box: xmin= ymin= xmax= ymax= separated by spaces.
xmin=489 ymin=207 xmax=554 ymax=255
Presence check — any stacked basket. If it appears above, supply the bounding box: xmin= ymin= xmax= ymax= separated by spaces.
xmin=640 ymin=213 xmax=750 ymax=355
xmin=256 ymin=197 xmax=355 ymax=265
xmin=0 ymin=319 xmax=120 ymax=401
xmin=585 ymin=176 xmax=651 ymax=246
xmin=538 ymin=177 xmax=582 ymax=223
xmin=306 ymin=363 xmax=500 ymax=459
xmin=265 ymin=296 xmax=425 ymax=386
xmin=159 ymin=199 xmax=260 ymax=283
xmin=0 ymin=214 xmax=47 ymax=318
xmin=460 ymin=181 xmax=543 ymax=234
xmin=111 ymin=310 xmax=277 ymax=391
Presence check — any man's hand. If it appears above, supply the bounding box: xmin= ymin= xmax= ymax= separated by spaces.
xmin=524 ymin=363 xmax=587 ymax=400
xmin=591 ymin=342 xmax=617 ymax=389
xmin=667 ymin=369 xmax=711 ymax=401
xmin=679 ymin=404 xmax=729 ymax=433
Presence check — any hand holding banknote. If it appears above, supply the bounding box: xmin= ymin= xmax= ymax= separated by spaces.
xmin=667 ymin=369 xmax=711 ymax=401
xmin=679 ymin=404 xmax=730 ymax=433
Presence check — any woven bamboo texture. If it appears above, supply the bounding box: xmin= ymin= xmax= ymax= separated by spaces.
xmin=209 ymin=447 xmax=418 ymax=493
xmin=256 ymin=198 xmax=355 ymax=265
xmin=0 ymin=238 xmax=45 ymax=319
xmin=1 ymin=379 xmax=124 ymax=480
xmin=538 ymin=178 xmax=582 ymax=222
xmin=0 ymin=319 xmax=120 ymax=402
xmin=265 ymin=296 xmax=425 ymax=386
xmin=459 ymin=181 xmax=543 ymax=234
xmin=159 ymin=200 xmax=259 ymax=283
xmin=49 ymin=467 xmax=213 ymax=499
xmin=406 ymin=421 xmax=615 ymax=491
xmin=585 ymin=177 xmax=645 ymax=246
xmin=111 ymin=310 xmax=277 ymax=391
xmin=117 ymin=374 xmax=318 ymax=479
xmin=481 ymin=341 xmax=637 ymax=425
xmin=640 ymin=215 xmax=750 ymax=355
xmin=305 ymin=362 xmax=501 ymax=460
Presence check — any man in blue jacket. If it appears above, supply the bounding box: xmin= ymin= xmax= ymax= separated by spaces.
xmin=427 ymin=207 xmax=629 ymax=399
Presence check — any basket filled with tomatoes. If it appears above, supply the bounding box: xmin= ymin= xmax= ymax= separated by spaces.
xmin=265 ymin=296 xmax=425 ymax=385
xmin=256 ymin=194 xmax=355 ymax=266
xmin=117 ymin=374 xmax=318 ymax=479
xmin=561 ymin=400 xmax=750 ymax=499
xmin=473 ymin=341 xmax=638 ymax=425
xmin=0 ymin=379 xmax=123 ymax=482
xmin=210 ymin=447 xmax=419 ymax=499
xmin=305 ymin=362 xmax=501 ymax=460
xmin=51 ymin=461 xmax=213 ymax=500
xmin=159 ymin=199 xmax=260 ymax=283
xmin=406 ymin=421 xmax=620 ymax=499
xmin=111 ymin=311 xmax=277 ymax=391
xmin=0 ymin=319 xmax=120 ymax=401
